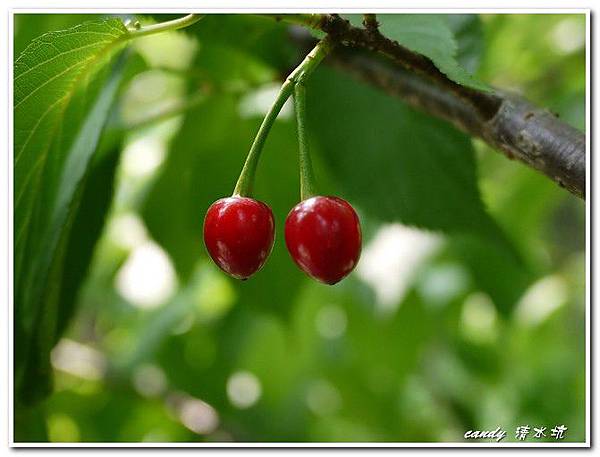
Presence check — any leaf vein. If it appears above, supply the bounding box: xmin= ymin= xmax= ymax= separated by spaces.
xmin=15 ymin=40 xmax=113 ymax=82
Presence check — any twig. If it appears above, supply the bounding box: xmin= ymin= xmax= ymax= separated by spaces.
xmin=272 ymin=15 xmax=586 ymax=199
xmin=264 ymin=14 xmax=502 ymax=118
xmin=363 ymin=14 xmax=379 ymax=33
xmin=126 ymin=14 xmax=204 ymax=38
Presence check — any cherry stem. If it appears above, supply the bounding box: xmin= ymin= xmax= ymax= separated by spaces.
xmin=233 ymin=36 xmax=334 ymax=197
xmin=127 ymin=14 xmax=204 ymax=38
xmin=294 ymin=80 xmax=316 ymax=200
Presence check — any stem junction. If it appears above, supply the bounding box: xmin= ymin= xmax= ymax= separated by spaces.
xmin=127 ymin=14 xmax=204 ymax=38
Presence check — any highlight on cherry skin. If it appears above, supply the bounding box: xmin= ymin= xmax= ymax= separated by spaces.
xmin=203 ymin=196 xmax=275 ymax=280
xmin=285 ymin=196 xmax=362 ymax=285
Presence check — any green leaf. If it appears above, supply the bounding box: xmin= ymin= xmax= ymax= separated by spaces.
xmin=54 ymin=139 xmax=123 ymax=340
xmin=307 ymin=67 xmax=530 ymax=314
xmin=308 ymin=67 xmax=489 ymax=232
xmin=16 ymin=140 xmax=122 ymax=406
xmin=17 ymin=52 xmax=127 ymax=321
xmin=445 ymin=14 xmax=485 ymax=74
xmin=344 ymin=14 xmax=488 ymax=91
xmin=449 ymin=234 xmax=533 ymax=316
xmin=14 ymin=19 xmax=127 ymax=327
xmin=14 ymin=50 xmax=130 ymax=404
xmin=13 ymin=14 xmax=104 ymax=57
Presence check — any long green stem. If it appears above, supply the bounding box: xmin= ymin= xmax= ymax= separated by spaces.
xmin=294 ymin=81 xmax=316 ymax=200
xmin=232 ymin=81 xmax=293 ymax=196
xmin=233 ymin=36 xmax=334 ymax=197
xmin=127 ymin=14 xmax=204 ymax=38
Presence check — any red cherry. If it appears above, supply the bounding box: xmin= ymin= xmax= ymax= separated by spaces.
xmin=285 ymin=196 xmax=362 ymax=285
xmin=204 ymin=196 xmax=275 ymax=279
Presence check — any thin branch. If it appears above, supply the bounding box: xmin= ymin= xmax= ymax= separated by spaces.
xmin=362 ymin=14 xmax=379 ymax=33
xmin=328 ymin=48 xmax=585 ymax=199
xmin=265 ymin=14 xmax=502 ymax=118
xmin=271 ymin=15 xmax=585 ymax=199
xmin=126 ymin=14 xmax=204 ymax=38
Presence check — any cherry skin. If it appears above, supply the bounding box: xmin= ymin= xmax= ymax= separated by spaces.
xmin=285 ymin=196 xmax=362 ymax=285
xmin=204 ymin=196 xmax=275 ymax=280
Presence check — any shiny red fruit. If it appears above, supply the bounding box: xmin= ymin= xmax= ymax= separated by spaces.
xmin=285 ymin=196 xmax=362 ymax=285
xmin=204 ymin=196 xmax=275 ymax=280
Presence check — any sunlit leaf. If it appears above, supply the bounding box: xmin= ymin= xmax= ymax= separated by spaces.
xmin=14 ymin=19 xmax=129 ymax=312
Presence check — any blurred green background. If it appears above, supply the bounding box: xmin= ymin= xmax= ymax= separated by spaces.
xmin=13 ymin=13 xmax=586 ymax=443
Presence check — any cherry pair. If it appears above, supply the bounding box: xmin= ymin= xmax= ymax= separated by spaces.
xmin=202 ymin=39 xmax=358 ymax=284
xmin=203 ymin=195 xmax=361 ymax=285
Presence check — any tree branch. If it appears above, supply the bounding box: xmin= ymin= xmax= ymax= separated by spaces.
xmin=270 ymin=14 xmax=586 ymax=199
xmin=327 ymin=48 xmax=586 ymax=199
